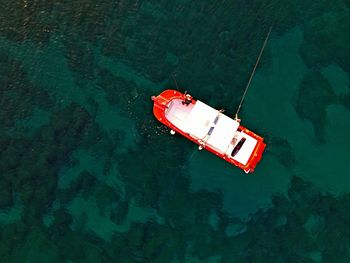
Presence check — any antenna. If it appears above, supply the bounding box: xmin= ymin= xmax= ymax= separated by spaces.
xmin=235 ymin=26 xmax=272 ymax=120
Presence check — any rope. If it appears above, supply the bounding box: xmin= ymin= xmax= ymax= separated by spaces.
xmin=171 ymin=73 xmax=180 ymax=91
xmin=235 ymin=26 xmax=273 ymax=120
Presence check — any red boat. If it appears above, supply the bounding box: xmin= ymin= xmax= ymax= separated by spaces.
xmin=151 ymin=90 xmax=266 ymax=173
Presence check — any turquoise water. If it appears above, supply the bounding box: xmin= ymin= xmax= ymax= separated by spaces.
xmin=1 ymin=1 xmax=350 ymax=262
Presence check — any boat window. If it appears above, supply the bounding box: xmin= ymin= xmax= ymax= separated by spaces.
xmin=208 ymin=126 xmax=215 ymax=135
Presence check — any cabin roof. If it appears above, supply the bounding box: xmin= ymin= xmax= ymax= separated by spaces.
xmin=185 ymin=101 xmax=240 ymax=153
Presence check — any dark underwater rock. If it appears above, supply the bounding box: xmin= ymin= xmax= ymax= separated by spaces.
xmin=295 ymin=71 xmax=336 ymax=142
xmin=339 ymin=93 xmax=350 ymax=110
xmin=266 ymin=135 xmax=296 ymax=169
xmin=58 ymin=170 xmax=97 ymax=204
xmin=110 ymin=200 xmax=129 ymax=225
xmin=49 ymin=209 xmax=73 ymax=238
xmin=0 ymin=181 xmax=13 ymax=209
xmin=0 ymin=52 xmax=52 ymax=129
xmin=300 ymin=10 xmax=350 ymax=72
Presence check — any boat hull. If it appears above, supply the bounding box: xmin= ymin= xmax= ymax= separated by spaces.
xmin=151 ymin=89 xmax=266 ymax=173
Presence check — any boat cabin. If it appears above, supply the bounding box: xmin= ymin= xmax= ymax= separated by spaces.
xmin=165 ymin=99 xmax=258 ymax=166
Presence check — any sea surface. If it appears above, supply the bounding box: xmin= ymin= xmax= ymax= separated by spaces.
xmin=1 ymin=1 xmax=350 ymax=262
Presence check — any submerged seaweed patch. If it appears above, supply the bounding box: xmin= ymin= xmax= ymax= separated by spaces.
xmin=300 ymin=10 xmax=350 ymax=72
xmin=266 ymin=135 xmax=296 ymax=169
xmin=295 ymin=71 xmax=336 ymax=142
xmin=0 ymin=52 xmax=52 ymax=129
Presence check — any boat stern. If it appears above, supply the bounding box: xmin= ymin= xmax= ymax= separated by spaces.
xmin=243 ymin=139 xmax=266 ymax=173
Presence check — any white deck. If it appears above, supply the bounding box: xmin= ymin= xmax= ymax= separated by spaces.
xmin=165 ymin=99 xmax=194 ymax=131
xmin=226 ymin=131 xmax=258 ymax=165
xmin=165 ymin=99 xmax=258 ymax=165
